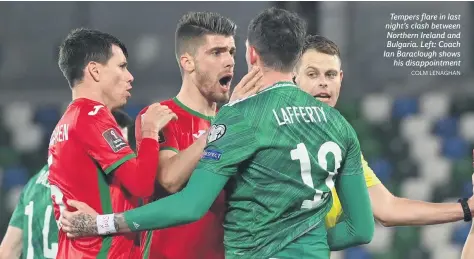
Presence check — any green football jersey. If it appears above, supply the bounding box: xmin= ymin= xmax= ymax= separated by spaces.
xmin=9 ymin=165 xmax=58 ymax=259
xmin=197 ymin=81 xmax=363 ymax=258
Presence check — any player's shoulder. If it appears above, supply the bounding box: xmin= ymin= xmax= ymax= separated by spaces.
xmin=71 ymin=98 xmax=110 ymax=119
xmin=31 ymin=165 xmax=50 ymax=188
xmin=137 ymin=99 xmax=179 ymax=126
xmin=324 ymin=102 xmax=347 ymax=121
xmin=220 ymin=83 xmax=306 ymax=119
xmin=21 ymin=166 xmax=49 ymax=197
xmin=306 ymin=96 xmax=348 ymax=124
xmin=57 ymin=99 xmax=114 ymax=139
xmin=72 ymin=99 xmax=114 ymax=127
xmin=217 ymin=101 xmax=245 ymax=119
xmin=138 ymin=98 xmax=179 ymax=116
xmin=22 ymin=175 xmax=40 ymax=194
xmin=226 ymin=82 xmax=297 ymax=107
xmin=223 ymin=88 xmax=269 ymax=110
xmin=263 ymin=81 xmax=302 ymax=97
xmin=230 ymin=82 xmax=309 ymax=110
xmin=160 ymin=98 xmax=176 ymax=107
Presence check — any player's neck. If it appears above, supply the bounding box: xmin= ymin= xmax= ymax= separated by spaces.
xmin=259 ymin=69 xmax=294 ymax=91
xmin=176 ymin=79 xmax=217 ymax=117
xmin=72 ymin=84 xmax=111 ymax=110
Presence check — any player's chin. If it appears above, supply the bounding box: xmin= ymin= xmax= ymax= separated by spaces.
xmin=214 ymin=92 xmax=230 ymax=103
xmin=114 ymin=98 xmax=128 ymax=109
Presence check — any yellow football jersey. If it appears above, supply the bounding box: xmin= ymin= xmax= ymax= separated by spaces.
xmin=325 ymin=154 xmax=380 ymax=228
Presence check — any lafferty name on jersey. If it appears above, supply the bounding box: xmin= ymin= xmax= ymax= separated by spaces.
xmin=49 ymin=124 xmax=69 ymax=146
xmin=272 ymin=106 xmax=327 ymax=126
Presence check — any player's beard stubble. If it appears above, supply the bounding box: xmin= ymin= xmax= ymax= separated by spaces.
xmin=102 ymin=89 xmax=127 ymax=111
xmin=193 ymin=64 xmax=230 ymax=104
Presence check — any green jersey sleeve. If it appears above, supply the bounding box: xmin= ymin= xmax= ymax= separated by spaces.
xmin=340 ymin=120 xmax=364 ymax=176
xmin=196 ymin=105 xmax=259 ymax=177
xmin=9 ymin=187 xmax=26 ymax=228
xmin=327 ymin=119 xmax=374 ymax=250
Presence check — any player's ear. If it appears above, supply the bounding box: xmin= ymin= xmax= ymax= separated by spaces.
xmin=339 ymin=70 xmax=344 ymax=85
xmin=87 ymin=61 xmax=100 ymax=82
xmin=180 ymin=53 xmax=195 ymax=73
xmin=292 ymin=67 xmax=298 ymax=85
xmin=248 ymin=45 xmax=258 ymax=66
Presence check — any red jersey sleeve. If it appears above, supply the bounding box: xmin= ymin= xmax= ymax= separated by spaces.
xmin=135 ymin=106 xmax=179 ymax=153
xmin=158 ymin=122 xmax=179 ymax=153
xmin=76 ymin=104 xmax=136 ymax=175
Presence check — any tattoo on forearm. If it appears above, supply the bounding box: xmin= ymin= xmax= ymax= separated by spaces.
xmin=114 ymin=213 xmax=131 ymax=233
xmin=71 ymin=213 xmax=98 ymax=236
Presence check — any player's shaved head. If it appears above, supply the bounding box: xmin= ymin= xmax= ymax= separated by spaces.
xmin=247 ymin=7 xmax=306 ymax=72
xmin=175 ymin=12 xmax=237 ymax=64
xmin=297 ymin=35 xmax=341 ymax=69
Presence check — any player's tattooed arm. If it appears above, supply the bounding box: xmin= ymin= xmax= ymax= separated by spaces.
xmin=62 ymin=211 xmax=130 ymax=237
xmin=60 ymin=200 xmax=100 ymax=237
xmin=72 ymin=213 xmax=98 ymax=236
xmin=61 ymin=200 xmax=132 ymax=236
xmin=113 ymin=213 xmax=131 ymax=233
xmin=60 ymin=210 xmax=98 ymax=237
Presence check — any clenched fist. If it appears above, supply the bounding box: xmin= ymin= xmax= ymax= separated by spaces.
xmin=141 ymin=103 xmax=178 ymax=139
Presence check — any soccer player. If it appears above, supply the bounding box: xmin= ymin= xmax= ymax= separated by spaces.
xmin=60 ymin=8 xmax=374 ymax=259
xmin=293 ymin=34 xmax=474 ymax=230
xmin=0 ymin=166 xmax=57 ymax=259
xmin=48 ymin=28 xmax=176 ymax=258
xmin=134 ymin=12 xmax=263 ymax=259
xmin=0 ymin=109 xmax=134 ymax=259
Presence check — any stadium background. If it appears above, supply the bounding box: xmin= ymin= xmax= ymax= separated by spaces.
xmin=0 ymin=1 xmax=473 ymax=258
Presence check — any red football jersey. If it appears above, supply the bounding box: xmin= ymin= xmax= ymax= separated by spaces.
xmin=135 ymin=97 xmax=226 ymax=259
xmin=48 ymin=98 xmax=141 ymax=259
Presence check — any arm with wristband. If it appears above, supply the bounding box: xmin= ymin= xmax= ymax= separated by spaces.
xmin=61 ymin=105 xmax=257 ymax=237
xmin=105 ymin=105 xmax=255 ymax=234
xmin=63 ymin=142 xmax=231 ymax=236
xmin=101 ymin=169 xmax=229 ymax=234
